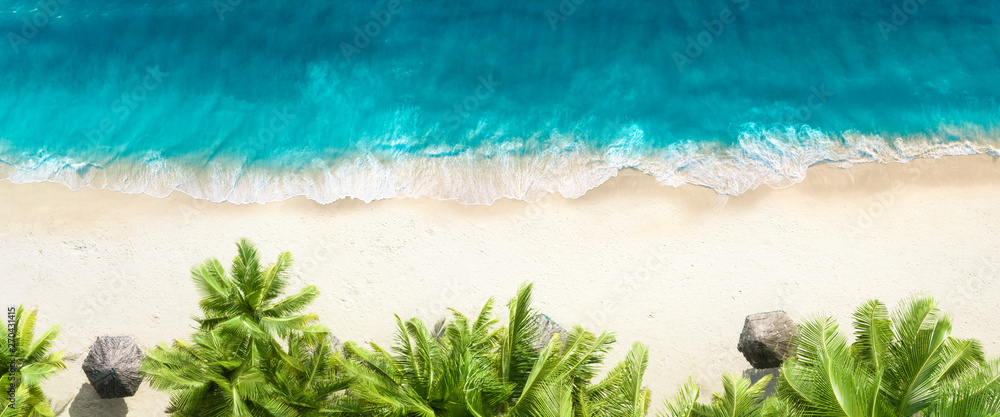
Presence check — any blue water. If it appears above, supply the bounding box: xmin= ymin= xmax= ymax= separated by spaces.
xmin=1 ymin=0 xmax=998 ymax=203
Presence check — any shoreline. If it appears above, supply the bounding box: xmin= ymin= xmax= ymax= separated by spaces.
xmin=3 ymin=128 xmax=999 ymax=205
xmin=3 ymin=154 xmax=1000 ymax=415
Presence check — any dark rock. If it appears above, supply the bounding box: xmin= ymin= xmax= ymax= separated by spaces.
xmin=737 ymin=311 xmax=796 ymax=369
xmin=82 ymin=336 xmax=144 ymax=399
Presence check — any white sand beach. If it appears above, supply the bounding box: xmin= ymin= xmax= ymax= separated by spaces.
xmin=3 ymin=154 xmax=1000 ymax=416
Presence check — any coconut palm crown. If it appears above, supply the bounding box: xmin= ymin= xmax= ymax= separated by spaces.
xmin=142 ymin=239 xmax=339 ymax=417
xmin=191 ymin=238 xmax=326 ymax=347
xmin=339 ymin=282 xmax=652 ymax=417
xmin=776 ymin=294 xmax=1000 ymax=417
xmin=657 ymin=373 xmax=777 ymax=417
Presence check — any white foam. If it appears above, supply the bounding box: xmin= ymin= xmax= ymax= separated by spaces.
xmin=1 ymin=126 xmax=998 ymax=205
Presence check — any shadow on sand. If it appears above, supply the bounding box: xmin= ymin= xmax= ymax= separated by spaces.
xmin=743 ymin=367 xmax=780 ymax=398
xmin=67 ymin=382 xmax=129 ymax=417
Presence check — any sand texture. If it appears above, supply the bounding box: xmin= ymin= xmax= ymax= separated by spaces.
xmin=3 ymin=155 xmax=1000 ymax=416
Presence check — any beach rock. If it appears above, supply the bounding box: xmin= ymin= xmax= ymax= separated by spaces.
xmin=82 ymin=336 xmax=144 ymax=399
xmin=532 ymin=314 xmax=567 ymax=351
xmin=737 ymin=311 xmax=797 ymax=369
xmin=329 ymin=335 xmax=344 ymax=355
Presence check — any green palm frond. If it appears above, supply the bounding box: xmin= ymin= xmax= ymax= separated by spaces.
xmin=527 ymin=380 xmax=575 ymax=417
xmin=848 ymin=299 xmax=894 ymax=417
xmin=887 ymin=295 xmax=952 ymax=415
xmin=850 ymin=299 xmax=892 ymax=370
xmin=551 ymin=327 xmax=616 ymax=387
xmin=257 ymin=251 xmax=293 ymax=307
xmin=342 ymin=341 xmax=405 ymax=384
xmin=758 ymin=395 xmax=801 ymax=417
xmin=774 ymin=295 xmax=997 ymax=417
xmin=191 ymin=240 xmax=320 ymax=344
xmin=656 ymin=373 xmax=772 ymax=417
xmin=500 ymin=282 xmax=541 ymax=391
xmin=511 ymin=332 xmax=563 ymax=414
xmin=337 ymin=283 xmax=654 ymax=417
xmin=588 ymin=342 xmax=651 ymax=417
xmin=339 ymin=346 xmax=435 ymax=417
xmin=15 ymin=359 xmax=66 ymax=388
xmin=463 ymin=351 xmax=512 ymax=415
xmin=935 ymin=338 xmax=985 ymax=383
xmin=777 ymin=315 xmax=874 ymax=417
xmin=231 ymin=238 xmax=263 ymax=291
xmin=192 ymin=259 xmax=234 ymax=317
xmin=267 ymin=286 xmax=320 ymax=318
xmin=1 ymin=383 xmax=56 ymax=417
xmin=472 ymin=298 xmax=498 ymax=335
xmin=259 ymin=313 xmax=322 ymax=339
xmin=621 ymin=343 xmax=652 ymax=417
xmin=143 ymin=329 xmax=292 ymax=416
xmin=703 ymin=373 xmax=771 ymax=417
xmin=14 ymin=306 xmax=36 ymax=354
xmin=145 ymin=240 xmax=344 ymax=416
xmin=2 ymin=306 xmax=64 ymax=417
xmin=392 ymin=315 xmax=439 ymax=400
xmin=656 ymin=378 xmax=700 ymax=417
xmin=926 ymin=356 xmax=1000 ymax=417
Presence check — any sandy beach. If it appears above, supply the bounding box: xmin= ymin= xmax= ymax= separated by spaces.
xmin=3 ymin=154 xmax=1000 ymax=416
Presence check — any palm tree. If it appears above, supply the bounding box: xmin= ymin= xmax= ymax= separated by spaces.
xmin=143 ymin=329 xmax=356 ymax=417
xmin=535 ymin=340 xmax=651 ymax=417
xmin=191 ymin=239 xmax=325 ymax=350
xmin=0 ymin=306 xmax=66 ymax=417
xmin=336 ymin=308 xmax=509 ymax=416
xmin=261 ymin=333 xmax=353 ymax=416
xmin=142 ymin=239 xmax=339 ymax=416
xmin=339 ymin=282 xmax=652 ymax=417
xmin=499 ymin=283 xmax=543 ymax=401
xmin=657 ymin=373 xmax=774 ymax=417
xmin=502 ymin=284 xmax=652 ymax=417
xmin=924 ymin=356 xmax=1000 ymax=417
xmin=142 ymin=329 xmax=295 ymax=417
xmin=775 ymin=295 xmax=1000 ymax=417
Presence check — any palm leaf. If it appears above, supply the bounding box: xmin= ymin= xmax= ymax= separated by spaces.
xmin=267 ymin=286 xmax=320 ymax=318
xmin=3 ymin=305 xmax=64 ymax=417
xmin=500 ymin=282 xmax=541 ymax=392
xmin=706 ymin=372 xmax=769 ymax=417
xmin=935 ymin=338 xmax=985 ymax=383
xmin=777 ymin=315 xmax=872 ymax=417
xmin=887 ymin=295 xmax=954 ymax=415
xmin=257 ymin=251 xmax=293 ymax=307
xmin=528 ymin=380 xmax=575 ymax=417
xmin=656 ymin=378 xmax=700 ymax=417
xmin=15 ymin=306 xmax=36 ymax=353
xmin=928 ymin=356 xmax=1000 ymax=417
xmin=511 ymin=336 xmax=562 ymax=414
xmin=851 ymin=299 xmax=892 ymax=370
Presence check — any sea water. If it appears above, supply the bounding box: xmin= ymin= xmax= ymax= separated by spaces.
xmin=1 ymin=0 xmax=997 ymax=204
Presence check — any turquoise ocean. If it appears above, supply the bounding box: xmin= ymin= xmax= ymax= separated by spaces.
xmin=1 ymin=0 xmax=997 ymax=204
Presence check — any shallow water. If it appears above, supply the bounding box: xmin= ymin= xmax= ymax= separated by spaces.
xmin=1 ymin=0 xmax=997 ymax=203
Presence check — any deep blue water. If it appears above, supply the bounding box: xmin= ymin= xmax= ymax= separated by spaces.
xmin=1 ymin=0 xmax=998 ymax=203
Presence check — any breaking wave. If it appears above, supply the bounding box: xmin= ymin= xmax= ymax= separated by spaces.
xmin=2 ymin=0 xmax=998 ymax=204
xmin=2 ymin=126 xmax=997 ymax=205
